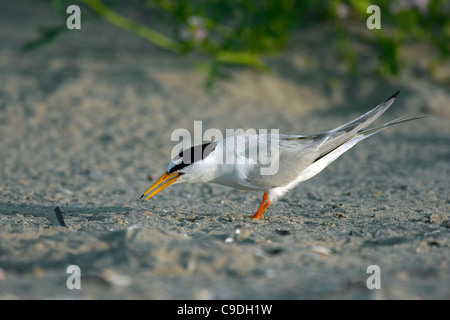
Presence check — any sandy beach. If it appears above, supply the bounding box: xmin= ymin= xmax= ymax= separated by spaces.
xmin=0 ymin=2 xmax=449 ymax=299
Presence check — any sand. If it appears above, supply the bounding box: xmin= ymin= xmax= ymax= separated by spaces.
xmin=0 ymin=2 xmax=449 ymax=299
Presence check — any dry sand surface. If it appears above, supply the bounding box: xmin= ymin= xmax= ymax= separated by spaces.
xmin=0 ymin=2 xmax=449 ymax=299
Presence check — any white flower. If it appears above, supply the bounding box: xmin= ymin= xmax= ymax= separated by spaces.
xmin=180 ymin=16 xmax=208 ymax=43
xmin=336 ymin=3 xmax=350 ymax=19
xmin=389 ymin=0 xmax=430 ymax=15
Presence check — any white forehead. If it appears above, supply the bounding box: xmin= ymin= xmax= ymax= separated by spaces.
xmin=167 ymin=157 xmax=183 ymax=172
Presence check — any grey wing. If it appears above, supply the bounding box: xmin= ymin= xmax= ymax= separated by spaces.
xmin=281 ymin=90 xmax=400 ymax=162
xmin=243 ymin=91 xmax=401 ymax=188
xmin=242 ymin=134 xmax=320 ymax=188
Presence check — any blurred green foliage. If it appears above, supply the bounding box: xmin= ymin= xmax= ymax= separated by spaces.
xmin=26 ymin=0 xmax=450 ymax=87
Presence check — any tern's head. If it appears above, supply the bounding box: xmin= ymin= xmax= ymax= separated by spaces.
xmin=140 ymin=141 xmax=217 ymax=201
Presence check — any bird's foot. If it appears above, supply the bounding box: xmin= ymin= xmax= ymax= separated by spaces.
xmin=249 ymin=192 xmax=271 ymax=219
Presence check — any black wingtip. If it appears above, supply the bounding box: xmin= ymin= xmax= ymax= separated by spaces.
xmin=385 ymin=90 xmax=400 ymax=102
xmin=139 ymin=194 xmax=144 ymax=200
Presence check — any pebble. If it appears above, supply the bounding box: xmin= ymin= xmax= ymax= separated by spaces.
xmin=427 ymin=214 xmax=441 ymax=224
xmin=225 ymin=237 xmax=234 ymax=243
xmin=309 ymin=246 xmax=331 ymax=257
xmin=101 ymin=271 xmax=132 ymax=287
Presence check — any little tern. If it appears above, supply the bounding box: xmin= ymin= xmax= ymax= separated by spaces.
xmin=140 ymin=91 xmax=422 ymax=219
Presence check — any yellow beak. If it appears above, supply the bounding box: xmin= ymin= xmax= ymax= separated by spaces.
xmin=140 ymin=172 xmax=183 ymax=201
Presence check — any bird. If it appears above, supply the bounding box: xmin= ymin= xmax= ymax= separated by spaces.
xmin=140 ymin=91 xmax=422 ymax=219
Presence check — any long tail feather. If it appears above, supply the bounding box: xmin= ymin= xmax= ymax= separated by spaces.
xmin=358 ymin=116 xmax=427 ymax=137
xmin=329 ymin=90 xmax=400 ymax=136
xmin=315 ymin=90 xmax=401 ymax=158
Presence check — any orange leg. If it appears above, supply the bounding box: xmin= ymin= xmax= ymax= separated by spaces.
xmin=249 ymin=192 xmax=272 ymax=219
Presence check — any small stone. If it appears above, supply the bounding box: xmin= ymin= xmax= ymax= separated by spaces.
xmin=45 ymin=206 xmax=66 ymax=227
xmin=334 ymin=212 xmax=348 ymax=219
xmin=275 ymin=230 xmax=291 ymax=236
xmin=428 ymin=241 xmax=440 ymax=247
xmin=101 ymin=270 xmax=132 ymax=287
xmin=427 ymin=214 xmax=441 ymax=224
xmin=31 ymin=267 xmax=44 ymax=278
xmin=309 ymin=246 xmax=331 ymax=257
xmin=225 ymin=237 xmax=234 ymax=243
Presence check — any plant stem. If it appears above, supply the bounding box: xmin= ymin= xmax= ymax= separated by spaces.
xmin=79 ymin=0 xmax=267 ymax=70
xmin=80 ymin=0 xmax=181 ymax=53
